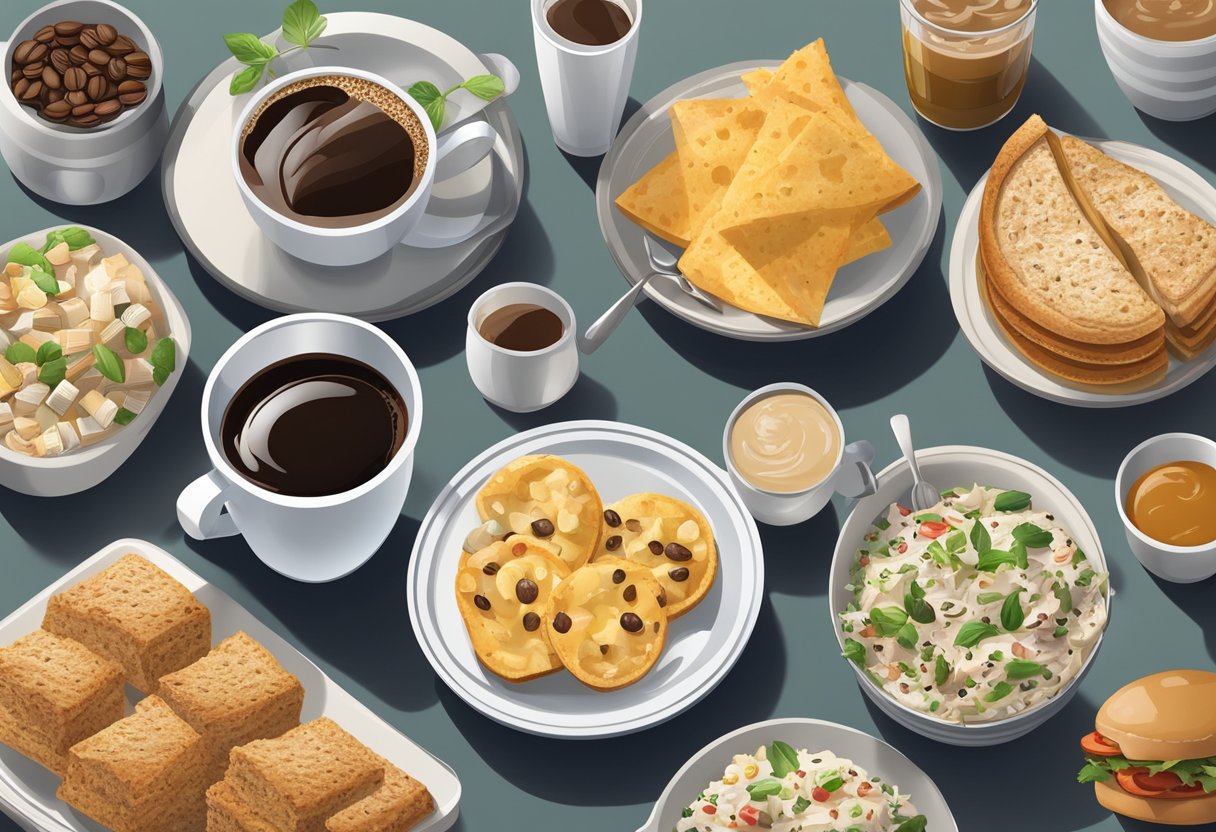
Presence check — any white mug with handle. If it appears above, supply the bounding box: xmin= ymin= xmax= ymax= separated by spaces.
xmin=232 ymin=66 xmax=499 ymax=266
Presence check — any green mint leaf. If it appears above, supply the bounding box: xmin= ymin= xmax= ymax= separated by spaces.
xmin=29 ymin=268 xmax=59 ymax=295
xmin=1053 ymin=580 xmax=1074 ymax=615
xmin=150 ymin=337 xmax=176 ymax=373
xmin=1012 ymin=522 xmax=1053 ymax=548
xmin=1072 ymin=546 xmax=1088 ymax=566
xmin=408 ymin=81 xmax=446 ymax=131
xmin=113 ymin=407 xmax=137 ymax=426
xmin=153 ymin=366 xmax=171 ymax=386
xmin=224 ymin=32 xmax=278 ymax=66
xmin=934 ymin=654 xmax=950 ymax=686
xmin=841 ymin=638 xmax=866 ymax=667
xmin=229 ymin=63 xmax=264 ymax=95
xmin=896 ymin=621 xmax=918 ymax=650
xmin=954 ymin=620 xmax=999 ymax=648
xmin=92 ymin=344 xmax=124 ymax=383
xmin=913 ymin=512 xmax=942 ymax=523
xmin=60 ymin=227 xmax=95 ymax=250
xmin=1006 ymin=659 xmax=1046 ymax=680
xmin=791 ymin=796 xmax=811 ymax=814
xmin=945 ymin=528 xmax=967 ymax=554
xmin=40 ymin=230 xmax=65 ymax=253
xmin=985 ymin=681 xmax=1015 ymax=702
xmin=124 ymin=327 xmax=148 ymax=355
xmin=1000 ymin=589 xmax=1025 ymax=632
xmin=868 ymin=606 xmax=909 ymax=637
xmin=977 ymin=549 xmax=1018 ymax=572
xmin=746 ymin=778 xmax=782 ymax=800
xmin=37 ymin=357 xmax=66 ymax=388
xmin=35 ymin=341 xmax=62 ymax=366
xmin=7 ymin=242 xmax=54 ymax=275
xmin=282 ymin=0 xmax=327 ymax=46
xmin=767 ymin=741 xmax=800 ymax=778
xmin=895 ymin=816 xmax=928 ymax=832
xmin=460 ymin=74 xmax=506 ymax=101
xmin=994 ymin=490 xmax=1032 ymax=512
xmin=1012 ymin=540 xmax=1029 ymax=569
xmin=970 ymin=519 xmax=991 ymax=554
xmin=5 ymin=343 xmax=36 ymax=365
xmin=904 ymin=581 xmax=935 ymax=624
xmin=1075 ymin=568 xmax=1096 ymax=587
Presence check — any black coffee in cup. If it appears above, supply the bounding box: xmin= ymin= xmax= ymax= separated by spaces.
xmin=239 ymin=75 xmax=429 ymax=228
xmin=546 ymin=0 xmax=632 ymax=46
xmin=220 ymin=353 xmax=408 ymax=498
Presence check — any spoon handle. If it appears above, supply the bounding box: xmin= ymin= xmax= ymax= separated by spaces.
xmin=889 ymin=414 xmax=924 ymax=484
xmin=579 ymin=274 xmax=655 ymax=355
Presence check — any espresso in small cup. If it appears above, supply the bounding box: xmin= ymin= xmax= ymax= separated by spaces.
xmin=546 ymin=0 xmax=633 ymax=45
xmin=238 ymin=75 xmax=429 ymax=228
xmin=220 ymin=353 xmax=407 ymax=498
xmin=1104 ymin=0 xmax=1216 ymax=41
xmin=477 ymin=303 xmax=565 ymax=351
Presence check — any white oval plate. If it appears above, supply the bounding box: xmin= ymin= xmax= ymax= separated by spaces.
xmin=829 ymin=446 xmax=1112 ymax=746
xmin=161 ymin=13 xmax=523 ymax=322
xmin=596 ymin=60 xmax=943 ymax=342
xmin=407 ymin=421 xmax=764 ymax=739
xmin=635 ymin=717 xmax=959 ymax=832
xmin=949 ymin=135 xmax=1216 ymax=407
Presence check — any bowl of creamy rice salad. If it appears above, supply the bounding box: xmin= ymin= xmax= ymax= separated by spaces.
xmin=830 ymin=446 xmax=1112 ymax=746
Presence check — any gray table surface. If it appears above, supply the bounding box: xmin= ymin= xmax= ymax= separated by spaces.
xmin=1 ymin=1 xmax=1214 ymax=830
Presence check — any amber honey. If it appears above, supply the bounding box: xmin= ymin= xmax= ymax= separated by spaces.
xmin=1127 ymin=460 xmax=1216 ymax=547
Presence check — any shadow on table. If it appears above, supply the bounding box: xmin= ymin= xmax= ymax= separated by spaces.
xmin=557 ymin=95 xmax=642 ymax=192
xmin=184 ymin=514 xmax=437 ymax=714
xmin=487 ymin=374 xmax=619 ymax=431
xmin=922 ymin=57 xmax=1104 ymax=193
xmin=3 ymin=359 xmax=210 ymax=562
xmin=985 ymin=365 xmax=1216 ymax=478
xmin=1137 ymin=111 xmax=1216 ymax=173
xmin=865 ymin=690 xmax=1108 ymax=832
xmin=1151 ymin=574 xmax=1216 ymax=662
xmin=757 ymin=503 xmax=840 ymax=598
xmin=440 ymin=598 xmax=786 ymax=807
xmin=635 ymin=207 xmax=952 ymax=410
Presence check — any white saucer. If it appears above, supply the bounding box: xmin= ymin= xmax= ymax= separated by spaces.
xmin=161 ymin=13 xmax=524 ymax=322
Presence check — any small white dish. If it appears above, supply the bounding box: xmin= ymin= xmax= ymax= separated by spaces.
xmin=0 ymin=0 xmax=169 ymax=204
xmin=0 ymin=538 xmax=461 ymax=832
xmin=407 ymin=420 xmax=764 ymax=739
xmin=465 ymin=282 xmax=578 ymax=413
xmin=1115 ymin=432 xmax=1216 ymax=584
xmin=635 ymin=717 xmax=959 ymax=832
xmin=0 ymin=226 xmax=190 ymax=498
xmin=949 ymin=133 xmax=1216 ymax=407
xmin=722 ymin=382 xmax=876 ymax=526
xmin=1095 ymin=0 xmax=1216 ymax=121
xmin=829 ymin=445 xmax=1112 ymax=746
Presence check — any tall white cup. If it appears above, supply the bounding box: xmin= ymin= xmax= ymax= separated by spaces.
xmin=176 ymin=314 xmax=423 ymax=583
xmin=532 ymin=0 xmax=643 ymax=156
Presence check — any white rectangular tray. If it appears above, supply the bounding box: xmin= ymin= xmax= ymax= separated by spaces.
xmin=0 ymin=539 xmax=461 ymax=832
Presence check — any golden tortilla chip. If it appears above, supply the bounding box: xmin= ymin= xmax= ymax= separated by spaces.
xmin=741 ymin=68 xmax=773 ymax=96
xmin=670 ymin=98 xmax=765 ymax=239
xmin=765 ymin=38 xmax=860 ymax=125
xmin=614 ymin=151 xmax=692 ymax=248
xmin=844 ymin=219 xmax=891 ymax=265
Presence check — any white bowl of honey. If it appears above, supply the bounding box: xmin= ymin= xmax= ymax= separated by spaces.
xmin=1116 ymin=433 xmax=1216 ymax=583
xmin=1096 ymin=0 xmax=1216 ymax=121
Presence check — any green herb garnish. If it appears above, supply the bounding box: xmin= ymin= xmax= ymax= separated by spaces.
xmin=225 ymin=0 xmax=331 ymax=95
xmin=904 ymin=579 xmax=935 ymax=624
xmin=41 ymin=227 xmax=95 ymax=253
xmin=970 ymin=519 xmax=992 ymax=554
xmin=976 ymin=549 xmax=1018 ymax=571
xmin=766 ymin=740 xmax=800 ymax=778
xmin=38 ymin=357 xmax=66 ymax=388
xmin=407 ymin=74 xmax=506 ymax=132
xmin=1000 ymin=588 xmax=1025 ymax=631
xmin=5 ymin=343 xmax=35 ymax=365
xmin=35 ymin=341 xmax=61 ymax=366
xmin=1012 ymin=522 xmax=1053 ymax=548
xmin=868 ymin=606 xmax=908 ymax=637
xmin=124 ymin=327 xmax=148 ymax=355
xmin=1006 ymin=659 xmax=1045 ymax=679
xmin=149 ymin=337 xmax=176 ymax=386
xmin=7 ymin=242 xmax=53 ymax=275
xmin=994 ymin=490 xmax=1032 ymax=512
xmin=985 ymin=681 xmax=1015 ymax=702
xmin=954 ymin=620 xmax=999 ymax=648
xmin=745 ymin=778 xmax=782 ymax=800
xmin=113 ymin=407 xmax=137 ymax=426
xmin=92 ymin=344 xmax=125 ymax=383
xmin=841 ymin=638 xmax=866 ymax=667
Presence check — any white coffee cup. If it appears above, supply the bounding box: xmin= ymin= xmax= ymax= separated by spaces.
xmin=176 ymin=313 xmax=422 ymax=583
xmin=723 ymin=383 xmax=876 ymax=526
xmin=531 ymin=0 xmax=642 ymax=156
xmin=466 ymin=282 xmax=579 ymax=413
xmin=231 ymin=66 xmax=498 ymax=266
xmin=1115 ymin=432 xmax=1216 ymax=584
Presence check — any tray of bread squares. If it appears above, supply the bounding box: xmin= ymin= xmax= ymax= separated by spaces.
xmin=0 ymin=539 xmax=459 ymax=832
xmin=950 ymin=114 xmax=1216 ymax=407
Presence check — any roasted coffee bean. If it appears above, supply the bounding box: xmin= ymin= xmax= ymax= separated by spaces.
xmin=50 ymin=48 xmax=72 ymax=73
xmin=604 ymin=509 xmax=621 ymax=527
xmin=10 ymin=68 xmax=21 ymax=85
xmin=473 ymin=594 xmax=491 ymax=611
xmin=55 ymin=33 xmax=80 ymax=48
xmin=65 ymin=90 xmax=87 ymax=106
xmin=669 ymin=567 xmax=690 ymax=582
xmin=95 ymin=24 xmax=118 ymax=46
xmin=71 ymin=113 xmax=99 ymax=126
xmin=12 ymin=78 xmax=29 ymax=100
xmin=647 ymin=540 xmax=663 ymax=556
xmin=117 ymin=84 xmax=145 ymax=106
xmin=530 ymin=518 xmax=555 ymax=538
xmin=623 ymin=584 xmax=637 ymax=603
xmin=70 ymin=102 xmax=94 ymax=117
xmin=552 ymin=611 xmax=572 ymax=634
xmin=34 ymin=26 xmax=56 ymax=44
xmin=86 ymin=74 xmax=108 ymax=100
xmin=62 ymin=66 xmax=86 ymax=90
xmin=69 ymin=45 xmax=89 ymax=65
xmin=47 ymin=88 xmax=64 ymax=103
xmin=605 ymin=535 xmax=622 ymax=551
xmin=13 ymin=40 xmax=40 ymax=65
xmin=125 ymin=51 xmax=151 ymax=79
xmin=42 ymin=99 xmax=70 ymax=121
xmin=87 ymin=48 xmax=109 ymax=67
xmin=611 ymin=568 xmax=626 ymax=584
xmin=41 ymin=66 xmax=61 ymax=90
xmin=482 ymin=562 xmax=500 ymax=576
xmin=665 ymin=542 xmax=692 ymax=561
xmin=22 ymin=62 xmax=45 ymax=80
xmin=19 ymin=80 xmax=42 ymax=101
xmin=657 ymin=592 xmax=667 ymax=608
xmin=94 ymin=99 xmax=121 ymax=119
xmin=110 ymin=35 xmax=136 ymax=56
xmin=515 ymin=578 xmax=539 ymax=605
xmin=620 ymin=612 xmax=644 ymax=633
xmin=599 ymin=644 xmax=609 ymax=654
xmin=106 ymin=57 xmax=126 ymax=82
xmin=522 ymin=612 xmax=540 ymax=632
xmin=79 ymin=29 xmax=100 ymax=50
xmin=54 ymin=21 xmax=84 ymax=38
xmin=83 ymin=63 xmax=101 ymax=78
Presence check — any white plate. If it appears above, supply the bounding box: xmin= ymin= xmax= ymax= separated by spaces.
xmin=0 ymin=539 xmax=461 ymax=832
xmin=635 ymin=717 xmax=959 ymax=832
xmin=0 ymin=226 xmax=190 ymax=497
xmin=949 ymin=135 xmax=1216 ymax=407
xmin=407 ymin=421 xmax=764 ymax=739
xmin=829 ymin=446 xmax=1112 ymax=746
xmin=161 ymin=13 xmax=524 ymax=322
xmin=595 ymin=60 xmax=943 ymax=342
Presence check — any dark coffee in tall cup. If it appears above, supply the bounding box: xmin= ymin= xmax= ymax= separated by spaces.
xmin=239 ymin=75 xmax=429 ymax=228
xmin=546 ymin=0 xmax=632 ymax=46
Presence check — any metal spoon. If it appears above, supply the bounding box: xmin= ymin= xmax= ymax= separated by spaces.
xmin=579 ymin=269 xmax=658 ymax=355
xmin=890 ymin=414 xmax=939 ymax=512
xmin=645 ymin=239 xmax=723 ymax=313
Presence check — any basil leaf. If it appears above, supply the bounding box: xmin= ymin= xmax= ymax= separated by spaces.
xmin=819 ymin=776 xmax=845 ymax=793
xmin=1011 ymin=540 xmax=1029 ymax=569
xmin=460 ymin=74 xmax=506 ymax=101
xmin=976 ymin=549 xmax=1018 ymax=572
xmin=945 ymin=528 xmax=967 ymax=554
xmin=5 ymin=342 xmax=36 ymax=365
xmin=746 ymin=778 xmax=782 ymax=800
xmin=954 ymin=620 xmax=999 ymax=648
xmin=7 ymin=242 xmax=53 ymax=275
xmin=150 ymin=337 xmax=176 ymax=373
xmin=904 ymin=583 xmax=936 ymax=624
xmin=791 ymin=796 xmax=811 ymax=815
xmin=59 ymin=227 xmax=95 ymax=250
xmin=92 ymin=344 xmax=124 ymax=383
xmin=970 ymin=519 xmax=991 ymax=554
xmin=895 ymin=816 xmax=928 ymax=832
xmin=1006 ymin=659 xmax=1045 ymax=680
xmin=1075 ymin=568 xmax=1096 ymax=587
xmin=35 ymin=341 xmax=61 ymax=366
xmin=113 ymin=407 xmax=136 ymax=426
xmin=153 ymin=366 xmax=170 ymax=386
xmin=994 ymin=490 xmax=1032 ymax=512
xmin=1012 ymin=522 xmax=1053 ymax=548
xmin=934 ymin=654 xmax=950 ymax=686
xmin=896 ymin=621 xmax=918 ymax=650
xmin=925 ymin=540 xmax=947 ymax=565
xmin=913 ymin=512 xmax=942 ymax=523
xmin=1053 ymin=581 xmax=1073 ymax=615
xmin=984 ymin=681 xmax=1015 ymax=702
xmin=408 ymin=80 xmax=446 ymax=131
xmin=224 ymin=32 xmax=278 ymax=66
xmin=868 ymin=606 xmax=909 ymax=637
xmin=124 ymin=327 xmax=148 ymax=355
xmin=767 ymin=740 xmax=800 ymax=778
xmin=40 ymin=231 xmax=65 ymax=253
xmin=30 ymin=268 xmax=59 ymax=295
xmin=1072 ymin=546 xmax=1088 ymax=566
xmin=37 ymin=357 xmax=66 ymax=388
xmin=841 ymin=638 xmax=866 ymax=667
xmin=229 ymin=64 xmax=264 ymax=95
xmin=1000 ymin=589 xmax=1025 ymax=631
xmin=281 ymin=0 xmax=327 ymax=46
xmin=976 ymin=591 xmax=1004 ymax=605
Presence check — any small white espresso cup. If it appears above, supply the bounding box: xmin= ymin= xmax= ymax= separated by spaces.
xmin=176 ymin=314 xmax=422 ymax=583
xmin=466 ymin=282 xmax=579 ymax=413
xmin=723 ymin=383 xmax=876 ymax=526
xmin=1115 ymin=432 xmax=1216 ymax=584
xmin=232 ymin=66 xmax=498 ymax=266
xmin=531 ymin=0 xmax=643 ymax=156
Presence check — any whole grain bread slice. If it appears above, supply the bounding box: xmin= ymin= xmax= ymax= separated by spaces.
xmin=325 ymin=749 xmax=434 ymax=832
xmin=207 ymin=780 xmax=279 ymax=832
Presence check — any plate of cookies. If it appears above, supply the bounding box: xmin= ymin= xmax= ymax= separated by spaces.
xmin=407 ymin=420 xmax=764 ymax=739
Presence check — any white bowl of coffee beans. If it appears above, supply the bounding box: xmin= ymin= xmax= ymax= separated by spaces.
xmin=0 ymin=0 xmax=167 ymax=204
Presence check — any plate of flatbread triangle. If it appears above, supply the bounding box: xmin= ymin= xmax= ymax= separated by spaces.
xmin=596 ymin=40 xmax=943 ymax=341
xmin=950 ymin=114 xmax=1216 ymax=407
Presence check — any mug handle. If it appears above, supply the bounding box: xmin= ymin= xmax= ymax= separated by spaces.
xmin=177 ymin=470 xmax=239 ymax=540
xmin=836 ymin=440 xmax=878 ymax=500
xmin=400 ymin=122 xmax=500 ymax=250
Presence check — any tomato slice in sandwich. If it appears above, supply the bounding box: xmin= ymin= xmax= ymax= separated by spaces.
xmin=1116 ymin=769 xmax=1168 ymax=797
xmin=1080 ymin=731 xmax=1122 ymax=757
